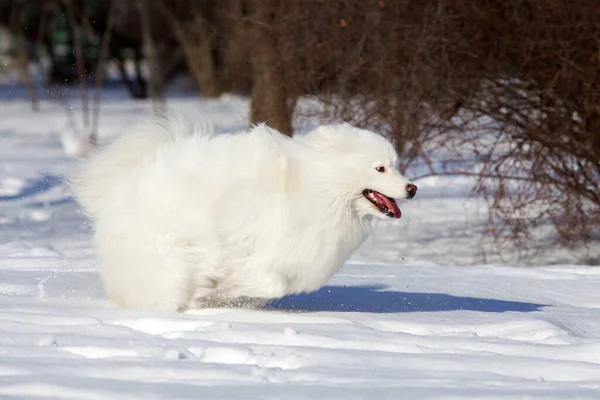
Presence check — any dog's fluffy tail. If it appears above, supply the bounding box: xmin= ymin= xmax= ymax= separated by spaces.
xmin=68 ymin=114 xmax=212 ymax=218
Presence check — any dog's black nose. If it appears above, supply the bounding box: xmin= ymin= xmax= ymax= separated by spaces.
xmin=406 ymin=183 xmax=417 ymax=199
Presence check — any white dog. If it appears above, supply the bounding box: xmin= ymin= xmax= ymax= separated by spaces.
xmin=69 ymin=116 xmax=417 ymax=311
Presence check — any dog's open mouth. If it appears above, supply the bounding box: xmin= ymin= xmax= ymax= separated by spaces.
xmin=363 ymin=189 xmax=401 ymax=219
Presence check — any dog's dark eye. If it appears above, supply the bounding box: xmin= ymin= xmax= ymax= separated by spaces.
xmin=375 ymin=166 xmax=386 ymax=173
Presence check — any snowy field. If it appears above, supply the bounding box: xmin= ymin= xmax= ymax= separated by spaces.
xmin=1 ymin=82 xmax=600 ymax=399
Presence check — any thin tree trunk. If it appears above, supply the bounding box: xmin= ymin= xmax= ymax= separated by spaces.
xmin=247 ymin=0 xmax=293 ymax=136
xmin=16 ymin=35 xmax=39 ymax=111
xmin=91 ymin=0 xmax=116 ymax=145
xmin=10 ymin=3 xmax=38 ymax=111
xmin=65 ymin=0 xmax=89 ymax=131
xmin=155 ymin=0 xmax=221 ymax=98
xmin=215 ymin=0 xmax=246 ymax=93
xmin=189 ymin=6 xmax=220 ymax=97
xmin=138 ymin=0 xmax=165 ymax=113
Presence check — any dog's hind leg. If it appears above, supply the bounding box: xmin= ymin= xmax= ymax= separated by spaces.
xmin=96 ymin=227 xmax=198 ymax=312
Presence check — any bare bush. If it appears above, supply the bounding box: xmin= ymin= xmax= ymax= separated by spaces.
xmin=420 ymin=1 xmax=600 ymax=258
xmin=238 ymin=0 xmax=600 ymax=258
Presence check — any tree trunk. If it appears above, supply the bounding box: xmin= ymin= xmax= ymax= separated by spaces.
xmin=155 ymin=0 xmax=222 ymax=98
xmin=91 ymin=0 xmax=116 ymax=144
xmin=247 ymin=0 xmax=293 ymax=136
xmin=65 ymin=0 xmax=88 ymax=128
xmin=138 ymin=0 xmax=165 ymax=113
xmin=10 ymin=2 xmax=38 ymax=111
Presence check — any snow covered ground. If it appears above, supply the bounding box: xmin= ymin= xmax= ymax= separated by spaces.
xmin=1 ymin=82 xmax=600 ymax=399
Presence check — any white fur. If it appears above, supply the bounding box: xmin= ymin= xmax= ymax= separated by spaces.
xmin=69 ymin=116 xmax=414 ymax=311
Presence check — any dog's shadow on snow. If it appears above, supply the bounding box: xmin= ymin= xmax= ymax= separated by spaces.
xmin=267 ymin=285 xmax=546 ymax=313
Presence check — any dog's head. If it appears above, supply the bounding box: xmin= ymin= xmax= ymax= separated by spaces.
xmin=301 ymin=123 xmax=417 ymax=220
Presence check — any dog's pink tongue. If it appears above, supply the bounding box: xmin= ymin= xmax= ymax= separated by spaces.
xmin=374 ymin=192 xmax=401 ymax=219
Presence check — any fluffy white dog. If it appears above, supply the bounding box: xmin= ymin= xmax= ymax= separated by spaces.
xmin=69 ymin=116 xmax=417 ymax=311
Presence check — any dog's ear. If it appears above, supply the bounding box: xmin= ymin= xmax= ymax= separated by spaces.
xmin=303 ymin=125 xmax=345 ymax=149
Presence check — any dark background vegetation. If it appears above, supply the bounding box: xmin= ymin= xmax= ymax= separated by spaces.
xmin=1 ymin=0 xmax=598 ymax=261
